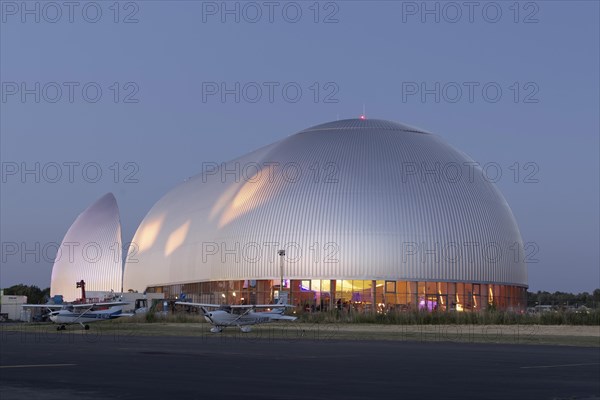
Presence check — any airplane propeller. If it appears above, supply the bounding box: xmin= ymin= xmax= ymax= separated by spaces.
xmin=200 ymin=307 xmax=214 ymax=324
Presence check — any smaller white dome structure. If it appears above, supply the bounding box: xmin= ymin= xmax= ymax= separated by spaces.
xmin=50 ymin=193 xmax=123 ymax=301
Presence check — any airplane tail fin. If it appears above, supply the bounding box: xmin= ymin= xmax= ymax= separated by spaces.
xmin=272 ymin=293 xmax=292 ymax=314
xmin=276 ymin=292 xmax=289 ymax=305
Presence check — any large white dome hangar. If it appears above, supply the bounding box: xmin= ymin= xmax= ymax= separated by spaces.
xmin=119 ymin=118 xmax=527 ymax=312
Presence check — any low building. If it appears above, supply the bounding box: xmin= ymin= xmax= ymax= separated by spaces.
xmin=1 ymin=295 xmax=28 ymax=321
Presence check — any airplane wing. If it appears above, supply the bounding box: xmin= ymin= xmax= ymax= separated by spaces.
xmin=176 ymin=304 xmax=296 ymax=309
xmin=175 ymin=302 xmax=294 ymax=309
xmin=175 ymin=302 xmax=221 ymax=308
xmin=21 ymin=304 xmax=64 ymax=309
xmin=235 ymin=304 xmax=294 ymax=308
xmin=71 ymin=301 xmax=129 ymax=308
xmin=228 ymin=305 xmax=258 ymax=309
xmin=267 ymin=314 xmax=297 ymax=321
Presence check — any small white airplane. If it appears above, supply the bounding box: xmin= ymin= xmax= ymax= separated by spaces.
xmin=24 ymin=301 xmax=132 ymax=331
xmin=175 ymin=299 xmax=297 ymax=333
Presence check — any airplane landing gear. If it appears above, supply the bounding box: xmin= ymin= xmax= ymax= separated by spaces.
xmin=57 ymin=325 xmax=66 ymax=331
xmin=240 ymin=326 xmax=252 ymax=333
xmin=210 ymin=327 xmax=223 ymax=333
xmin=84 ymin=325 xmax=90 ymax=330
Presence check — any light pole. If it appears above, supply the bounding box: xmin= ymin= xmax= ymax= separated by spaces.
xmin=278 ymin=249 xmax=285 ymax=301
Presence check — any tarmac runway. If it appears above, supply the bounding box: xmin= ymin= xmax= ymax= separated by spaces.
xmin=1 ymin=329 xmax=599 ymax=399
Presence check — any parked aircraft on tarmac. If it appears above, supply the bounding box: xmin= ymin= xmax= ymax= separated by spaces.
xmin=175 ymin=298 xmax=296 ymax=333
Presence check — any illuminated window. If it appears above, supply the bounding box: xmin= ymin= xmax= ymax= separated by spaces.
xmin=385 ymin=281 xmax=396 ymax=293
xmin=456 ymin=283 xmax=465 ymax=309
xmin=426 ymin=281 xmax=436 ymax=294
xmin=408 ymin=282 xmax=417 ymax=307
xmin=311 ymin=280 xmax=320 ymax=292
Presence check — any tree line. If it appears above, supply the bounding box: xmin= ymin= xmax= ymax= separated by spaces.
xmin=3 ymin=284 xmax=50 ymax=304
xmin=527 ymin=289 xmax=600 ymax=308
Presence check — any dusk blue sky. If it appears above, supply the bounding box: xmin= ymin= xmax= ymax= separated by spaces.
xmin=1 ymin=1 xmax=598 ymax=293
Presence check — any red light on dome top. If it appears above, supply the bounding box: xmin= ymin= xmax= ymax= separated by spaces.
xmin=359 ymin=115 xmax=366 ymax=120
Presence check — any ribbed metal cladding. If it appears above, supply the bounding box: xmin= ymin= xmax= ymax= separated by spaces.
xmin=123 ymin=119 xmax=527 ymax=292
xmin=50 ymin=193 xmax=123 ymax=301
